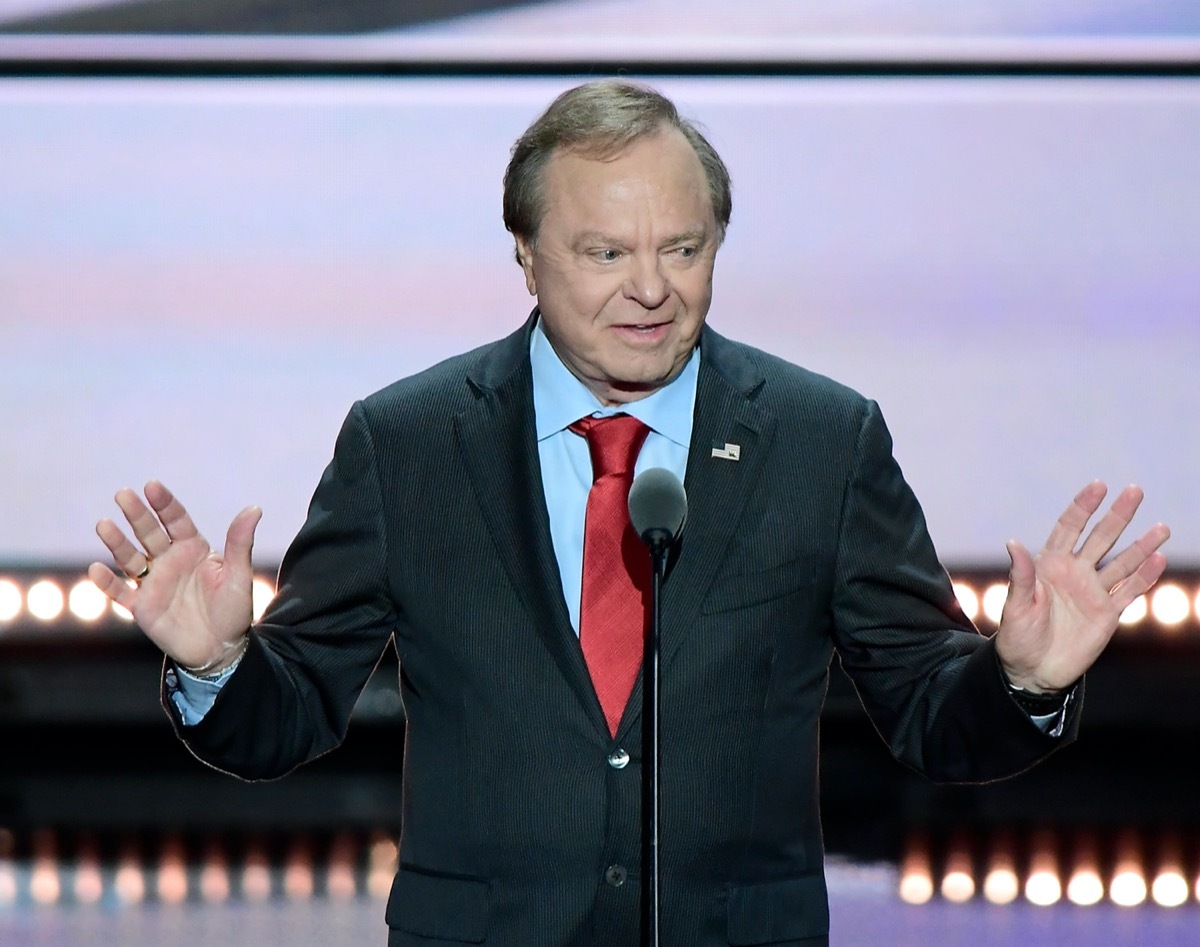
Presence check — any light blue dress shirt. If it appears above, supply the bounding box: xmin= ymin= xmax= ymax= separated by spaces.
xmin=169 ymin=321 xmax=699 ymax=722
xmin=530 ymin=320 xmax=697 ymax=635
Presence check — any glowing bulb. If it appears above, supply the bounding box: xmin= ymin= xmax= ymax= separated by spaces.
xmin=898 ymin=836 xmax=934 ymax=905
xmin=252 ymin=578 xmax=276 ymax=621
xmin=114 ymin=846 xmax=145 ymax=905
xmin=242 ymin=844 xmax=272 ymax=902
xmin=981 ymin=583 xmax=1008 ymax=625
xmin=284 ymin=838 xmax=314 ymax=901
xmin=1067 ymin=869 xmax=1104 ymax=906
xmin=0 ymin=579 xmax=21 ymax=621
xmin=368 ymin=832 xmax=398 ymax=900
xmin=1118 ymin=595 xmax=1147 ymax=626
xmin=952 ymin=583 xmax=980 ymax=622
xmin=1110 ymin=830 xmax=1147 ymax=907
xmin=68 ymin=580 xmax=109 ymax=621
xmin=1025 ymin=830 xmax=1061 ymax=906
xmin=327 ymin=833 xmax=358 ymax=901
xmin=27 ymin=580 xmax=65 ymax=621
xmin=156 ymin=837 xmax=189 ymax=905
xmin=1150 ymin=585 xmax=1189 ymax=626
xmin=1152 ymin=870 xmax=1188 ymax=908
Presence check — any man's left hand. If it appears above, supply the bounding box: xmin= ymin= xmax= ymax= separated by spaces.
xmin=996 ymin=481 xmax=1170 ymax=694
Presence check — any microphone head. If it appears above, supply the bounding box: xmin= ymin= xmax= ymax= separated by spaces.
xmin=628 ymin=467 xmax=687 ymax=547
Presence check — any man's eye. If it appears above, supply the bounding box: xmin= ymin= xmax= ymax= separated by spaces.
xmin=594 ymin=249 xmax=620 ymax=262
xmin=676 ymin=246 xmax=697 ymax=258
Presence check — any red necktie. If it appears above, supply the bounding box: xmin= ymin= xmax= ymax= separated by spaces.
xmin=570 ymin=414 xmax=652 ymax=737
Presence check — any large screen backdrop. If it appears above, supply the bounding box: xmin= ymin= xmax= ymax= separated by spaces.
xmin=2 ymin=74 xmax=1197 ymax=566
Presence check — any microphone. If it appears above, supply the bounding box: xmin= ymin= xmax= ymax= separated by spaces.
xmin=627 ymin=467 xmax=685 ymax=947
xmin=628 ymin=468 xmax=687 ymax=551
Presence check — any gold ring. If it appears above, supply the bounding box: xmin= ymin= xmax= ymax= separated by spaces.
xmin=134 ymin=561 xmax=151 ymax=580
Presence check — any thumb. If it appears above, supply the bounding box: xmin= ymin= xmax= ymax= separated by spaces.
xmin=223 ymin=505 xmax=263 ymax=575
xmin=1005 ymin=539 xmax=1036 ymax=611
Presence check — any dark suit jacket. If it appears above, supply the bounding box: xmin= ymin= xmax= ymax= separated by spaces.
xmin=170 ymin=313 xmax=1078 ymax=946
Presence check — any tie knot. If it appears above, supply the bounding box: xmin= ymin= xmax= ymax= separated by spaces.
xmin=570 ymin=414 xmax=651 ymax=480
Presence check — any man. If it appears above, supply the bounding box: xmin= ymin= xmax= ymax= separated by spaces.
xmin=91 ymin=79 xmax=1169 ymax=946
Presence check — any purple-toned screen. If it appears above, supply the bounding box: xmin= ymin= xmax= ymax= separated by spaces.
xmin=2 ymin=76 xmax=1196 ymax=566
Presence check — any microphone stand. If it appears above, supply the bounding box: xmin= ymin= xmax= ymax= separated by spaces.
xmin=640 ymin=533 xmax=670 ymax=947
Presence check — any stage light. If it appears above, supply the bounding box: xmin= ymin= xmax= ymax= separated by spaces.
xmin=368 ymin=831 xmax=398 ymax=900
xmin=156 ymin=835 xmax=189 ymax=905
xmin=114 ymin=843 xmax=146 ymax=905
xmin=1110 ymin=831 xmax=1147 ymax=907
xmin=1066 ymin=831 xmax=1104 ymax=907
xmin=1150 ymin=584 xmax=1189 ymax=627
xmin=73 ymin=835 xmax=104 ymax=906
xmin=952 ymin=582 xmax=980 ymax=622
xmin=981 ymin=583 xmax=1008 ymax=625
xmin=284 ymin=836 xmax=314 ymax=901
xmin=1152 ymin=869 xmax=1189 ymax=908
xmin=68 ymin=579 xmax=108 ymax=621
xmin=1118 ymin=594 xmax=1147 ymax=627
xmin=326 ymin=832 xmax=358 ymax=901
xmin=29 ymin=830 xmax=60 ymax=906
xmin=252 ymin=577 xmax=276 ymax=621
xmin=1194 ymin=586 xmax=1200 ymax=623
xmin=27 ymin=580 xmax=65 ymax=621
xmin=1024 ymin=830 xmax=1061 ymax=906
xmin=898 ymin=835 xmax=934 ymax=905
xmin=0 ymin=578 xmax=21 ymax=621
xmin=982 ymin=831 xmax=1019 ymax=905
xmin=241 ymin=841 xmax=272 ymax=902
xmin=199 ymin=840 xmax=231 ymax=904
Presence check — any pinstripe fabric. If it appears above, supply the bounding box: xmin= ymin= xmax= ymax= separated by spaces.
xmin=169 ymin=311 xmax=1079 ymax=946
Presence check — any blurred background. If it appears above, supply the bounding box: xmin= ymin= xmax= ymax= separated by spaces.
xmin=1 ymin=1 xmax=1198 ymax=943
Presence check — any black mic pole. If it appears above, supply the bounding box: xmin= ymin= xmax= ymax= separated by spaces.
xmin=628 ymin=468 xmax=687 ymax=947
xmin=641 ymin=533 xmax=669 ymax=947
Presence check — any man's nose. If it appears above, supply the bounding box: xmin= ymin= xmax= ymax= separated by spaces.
xmin=624 ymin=254 xmax=670 ymax=308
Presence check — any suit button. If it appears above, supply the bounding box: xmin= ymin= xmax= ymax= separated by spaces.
xmin=604 ymin=865 xmax=628 ymax=887
xmin=607 ymin=748 xmax=630 ymax=769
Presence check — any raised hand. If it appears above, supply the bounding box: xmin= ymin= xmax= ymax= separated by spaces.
xmin=89 ymin=480 xmax=262 ymax=675
xmin=996 ymin=481 xmax=1170 ymax=694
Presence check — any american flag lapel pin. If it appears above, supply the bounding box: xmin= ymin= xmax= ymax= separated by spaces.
xmin=710 ymin=440 xmax=741 ymax=461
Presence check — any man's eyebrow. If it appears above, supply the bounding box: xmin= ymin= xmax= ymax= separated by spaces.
xmin=661 ymin=228 xmax=709 ymax=246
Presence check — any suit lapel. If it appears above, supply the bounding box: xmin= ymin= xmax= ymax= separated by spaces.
xmin=617 ymin=328 xmax=776 ymax=739
xmin=455 ymin=316 xmax=603 ymax=726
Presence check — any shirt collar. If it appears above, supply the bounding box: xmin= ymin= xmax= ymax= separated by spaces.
xmin=530 ymin=316 xmax=698 ymax=450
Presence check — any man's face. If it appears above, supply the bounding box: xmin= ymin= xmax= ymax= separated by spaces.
xmin=516 ymin=127 xmax=719 ymax=405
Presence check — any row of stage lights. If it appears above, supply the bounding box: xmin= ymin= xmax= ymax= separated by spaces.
xmin=0 ymin=828 xmax=399 ymax=909
xmin=3 ymin=825 xmax=1197 ymax=911
xmin=2 ymin=571 xmax=1199 ymax=635
xmin=899 ymin=827 xmax=1200 ymax=909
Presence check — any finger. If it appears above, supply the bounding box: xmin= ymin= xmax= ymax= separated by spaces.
xmin=223 ymin=505 xmax=263 ymax=574
xmin=96 ymin=517 xmax=152 ymax=579
xmin=1110 ymin=550 xmax=1169 ymax=614
xmin=114 ymin=487 xmax=173 ymax=558
xmin=1004 ymin=539 xmax=1037 ymax=610
xmin=1043 ymin=481 xmax=1107 ymax=554
xmin=1098 ymin=521 xmax=1171 ymax=592
xmin=144 ymin=480 xmax=201 ymax=544
xmin=87 ymin=561 xmax=137 ymax=611
xmin=1077 ymin=484 xmax=1145 ymax=566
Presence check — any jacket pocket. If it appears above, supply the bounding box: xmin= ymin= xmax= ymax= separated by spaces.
xmin=701 ymin=554 xmax=818 ymax=615
xmin=385 ymin=866 xmax=489 ymax=943
xmin=727 ymin=873 xmax=829 ymax=945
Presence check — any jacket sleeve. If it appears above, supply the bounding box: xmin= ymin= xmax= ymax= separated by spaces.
xmin=164 ymin=401 xmax=400 ymax=780
xmin=829 ymin=398 xmax=1080 ymax=783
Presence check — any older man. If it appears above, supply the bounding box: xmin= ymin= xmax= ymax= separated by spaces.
xmin=92 ymin=79 xmax=1169 ymax=946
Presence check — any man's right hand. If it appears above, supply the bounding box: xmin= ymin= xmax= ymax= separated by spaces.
xmin=89 ymin=480 xmax=262 ymax=675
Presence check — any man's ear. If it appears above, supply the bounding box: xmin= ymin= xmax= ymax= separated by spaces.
xmin=514 ymin=235 xmax=537 ymax=296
